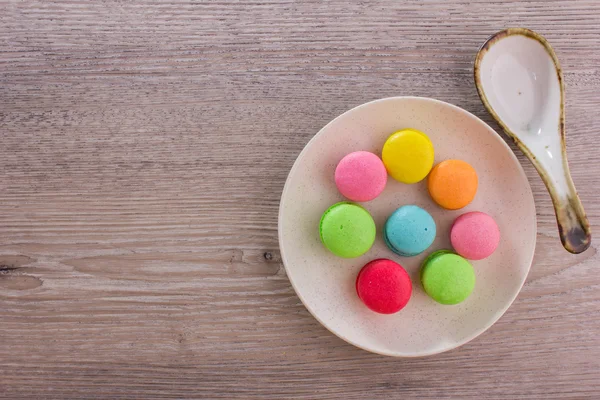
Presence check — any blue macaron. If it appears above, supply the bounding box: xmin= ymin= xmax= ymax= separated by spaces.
xmin=384 ymin=205 xmax=436 ymax=257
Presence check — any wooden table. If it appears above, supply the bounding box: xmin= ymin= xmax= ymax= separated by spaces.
xmin=1 ymin=1 xmax=599 ymax=398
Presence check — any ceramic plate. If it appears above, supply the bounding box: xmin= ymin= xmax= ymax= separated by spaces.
xmin=278 ymin=97 xmax=536 ymax=357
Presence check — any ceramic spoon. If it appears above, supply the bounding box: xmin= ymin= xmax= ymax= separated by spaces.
xmin=474 ymin=28 xmax=591 ymax=254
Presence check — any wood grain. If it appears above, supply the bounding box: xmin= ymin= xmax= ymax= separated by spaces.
xmin=1 ymin=1 xmax=599 ymax=398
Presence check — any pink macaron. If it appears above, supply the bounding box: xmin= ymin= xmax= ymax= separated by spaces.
xmin=335 ymin=151 xmax=387 ymax=202
xmin=450 ymin=211 xmax=500 ymax=260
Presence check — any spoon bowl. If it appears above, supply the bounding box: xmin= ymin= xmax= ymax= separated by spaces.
xmin=475 ymin=28 xmax=591 ymax=254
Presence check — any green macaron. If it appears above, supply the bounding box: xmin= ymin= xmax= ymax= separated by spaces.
xmin=421 ymin=250 xmax=475 ymax=305
xmin=319 ymin=202 xmax=376 ymax=258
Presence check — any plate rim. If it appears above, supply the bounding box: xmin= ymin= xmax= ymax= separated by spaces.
xmin=278 ymin=96 xmax=537 ymax=357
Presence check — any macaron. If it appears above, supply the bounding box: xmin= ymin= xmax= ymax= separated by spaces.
xmin=319 ymin=202 xmax=376 ymax=258
xmin=356 ymin=259 xmax=412 ymax=314
xmin=420 ymin=250 xmax=475 ymax=305
xmin=335 ymin=151 xmax=387 ymax=202
xmin=382 ymin=129 xmax=435 ymax=184
xmin=427 ymin=159 xmax=478 ymax=210
xmin=384 ymin=205 xmax=436 ymax=257
xmin=451 ymin=211 xmax=500 ymax=260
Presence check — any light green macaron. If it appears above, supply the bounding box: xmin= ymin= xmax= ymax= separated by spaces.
xmin=421 ymin=250 xmax=475 ymax=305
xmin=319 ymin=202 xmax=376 ymax=258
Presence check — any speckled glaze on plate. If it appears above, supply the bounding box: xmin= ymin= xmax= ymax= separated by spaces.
xmin=278 ymin=97 xmax=536 ymax=357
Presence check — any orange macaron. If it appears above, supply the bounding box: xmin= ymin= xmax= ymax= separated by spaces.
xmin=428 ymin=160 xmax=478 ymax=210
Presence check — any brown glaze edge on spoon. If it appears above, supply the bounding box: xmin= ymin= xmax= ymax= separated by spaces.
xmin=474 ymin=27 xmax=591 ymax=254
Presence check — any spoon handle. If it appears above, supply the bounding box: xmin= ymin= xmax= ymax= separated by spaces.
xmin=539 ymin=156 xmax=591 ymax=254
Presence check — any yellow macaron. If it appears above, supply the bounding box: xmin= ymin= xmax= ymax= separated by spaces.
xmin=382 ymin=129 xmax=435 ymax=184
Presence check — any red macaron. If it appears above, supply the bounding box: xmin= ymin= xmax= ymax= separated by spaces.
xmin=356 ymin=259 xmax=412 ymax=314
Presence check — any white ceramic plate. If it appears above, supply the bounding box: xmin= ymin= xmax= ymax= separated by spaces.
xmin=278 ymin=97 xmax=536 ymax=357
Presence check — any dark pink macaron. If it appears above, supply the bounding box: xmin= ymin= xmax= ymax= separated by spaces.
xmin=450 ymin=211 xmax=500 ymax=260
xmin=335 ymin=151 xmax=387 ymax=202
xmin=356 ymin=259 xmax=412 ymax=314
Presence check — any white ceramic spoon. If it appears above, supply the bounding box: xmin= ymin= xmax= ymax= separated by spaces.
xmin=474 ymin=28 xmax=591 ymax=254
